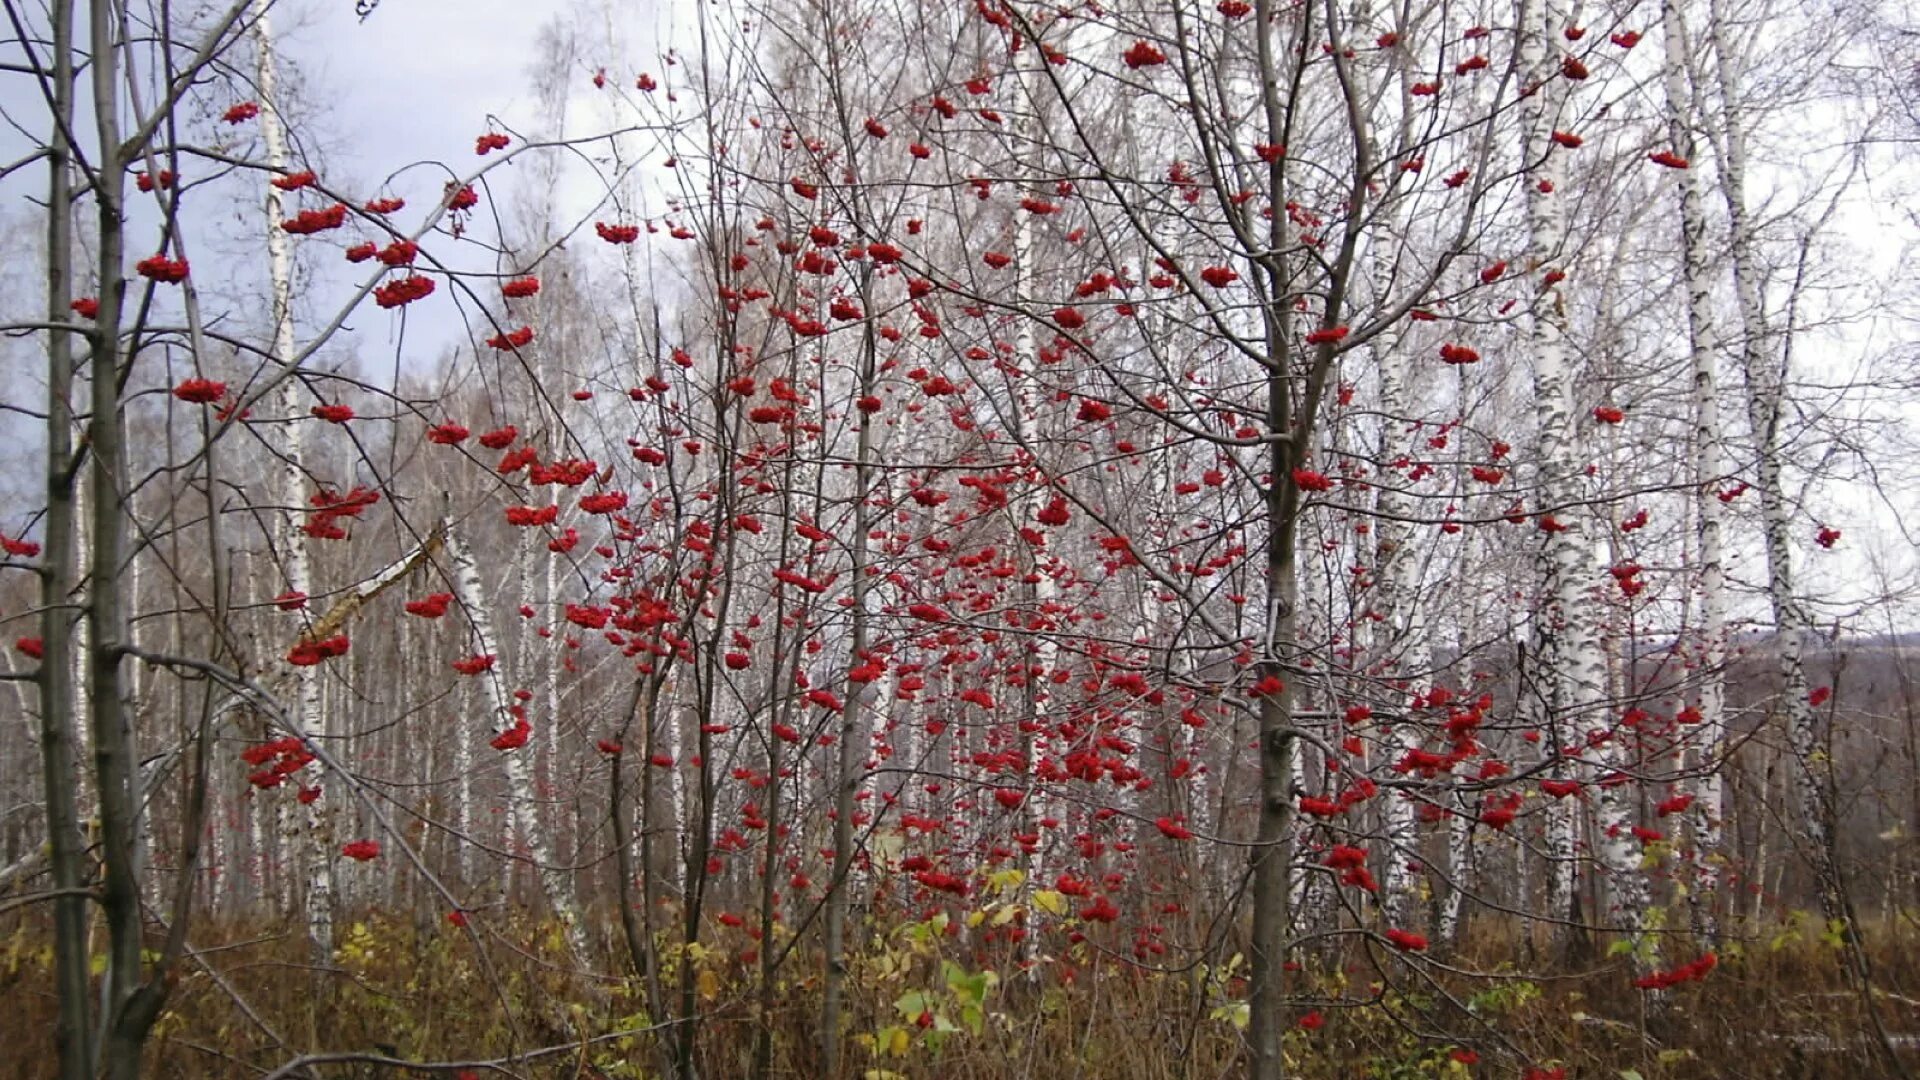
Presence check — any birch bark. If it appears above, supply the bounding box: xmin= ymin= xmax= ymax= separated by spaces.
xmin=1371 ymin=320 xmax=1429 ymax=932
xmin=1658 ymin=0 xmax=1729 ymax=939
xmin=250 ymin=0 xmax=333 ymax=967
xmin=1519 ymin=0 xmax=1612 ymax=952
xmin=1705 ymin=0 xmax=1840 ymax=926
xmin=447 ymin=524 xmax=592 ymax=965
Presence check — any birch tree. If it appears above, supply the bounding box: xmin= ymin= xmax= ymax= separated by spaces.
xmin=1657 ymin=0 xmax=1730 ymax=940
xmin=248 ymin=0 xmax=337 ymax=968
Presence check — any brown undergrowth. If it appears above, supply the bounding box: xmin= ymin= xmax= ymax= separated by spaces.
xmin=1 ymin=908 xmax=1914 ymax=1079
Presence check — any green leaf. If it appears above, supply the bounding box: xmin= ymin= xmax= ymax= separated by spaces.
xmin=1210 ymin=1001 xmax=1251 ymax=1031
xmin=894 ymin=990 xmax=933 ymax=1020
xmin=944 ymin=961 xmax=992 ymax=1008
xmin=960 ymin=973 xmax=989 ymax=1005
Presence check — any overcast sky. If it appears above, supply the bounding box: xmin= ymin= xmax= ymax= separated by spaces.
xmin=291 ymin=0 xmax=585 ymax=183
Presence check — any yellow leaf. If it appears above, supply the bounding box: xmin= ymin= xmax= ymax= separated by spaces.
xmin=991 ymin=905 xmax=1020 ymax=927
xmin=697 ymin=968 xmax=722 ymax=1001
xmin=965 ymin=910 xmax=986 ymax=929
xmin=987 ymin=868 xmax=1025 ymax=896
xmin=1033 ymin=890 xmax=1067 ymax=917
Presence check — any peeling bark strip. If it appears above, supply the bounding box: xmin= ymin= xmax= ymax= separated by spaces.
xmin=298 ymin=529 xmax=447 ymax=645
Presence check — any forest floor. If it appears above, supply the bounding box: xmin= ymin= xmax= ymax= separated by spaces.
xmin=3 ymin=908 xmax=1917 ymax=1079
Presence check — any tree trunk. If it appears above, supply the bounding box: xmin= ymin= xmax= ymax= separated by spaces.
xmin=250 ymin=0 xmax=333 ymax=970
xmin=446 ymin=524 xmax=592 ymax=964
xmin=1370 ymin=318 xmax=1430 ymax=933
xmin=83 ymin=1 xmax=158 ymax=1070
xmin=1704 ymin=0 xmax=1849 ymax=940
xmin=1520 ymin=0 xmax=1608 ymax=958
xmin=1658 ymin=0 xmax=1729 ymax=941
xmin=37 ymin=1 xmax=93 ymax=1073
xmin=820 ymin=238 xmax=882 ymax=1073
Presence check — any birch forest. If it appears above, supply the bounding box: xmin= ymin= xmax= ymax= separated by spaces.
xmin=2 ymin=0 xmax=1919 ymax=1076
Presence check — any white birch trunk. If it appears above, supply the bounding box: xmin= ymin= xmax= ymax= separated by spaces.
xmin=1371 ymin=335 xmax=1429 ymax=930
xmin=1288 ymin=737 xmax=1313 ymax=919
xmin=1521 ymin=0 xmax=1612 ymax=946
xmin=1011 ymin=132 xmax=1061 ymax=906
xmin=901 ymin=684 xmax=924 ymax=819
xmin=511 ymin=525 xmax=543 ymax=892
xmin=455 ymin=647 xmax=475 ymax=885
xmin=541 ymin=523 xmax=563 ymax=832
xmin=1437 ymin=800 xmax=1473 ymax=946
xmin=251 ymin=0 xmax=332 ymax=963
xmin=447 ymin=524 xmax=592 ymax=964
xmin=272 ymin=790 xmax=298 ymax=916
xmin=1706 ymin=0 xmax=1838 ymax=921
xmin=72 ymin=475 xmax=90 ymax=796
xmin=130 ymin=549 xmax=160 ymax=910
xmin=665 ymin=686 xmax=685 ymax=874
xmin=1355 ymin=34 xmax=1432 ymax=918
xmin=1659 ymin=0 xmax=1728 ymax=938
xmin=249 ymin=790 xmax=266 ymax=910
xmin=1593 ymin=732 xmax=1649 ymax=930
xmin=205 ymin=788 xmax=226 ymax=916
